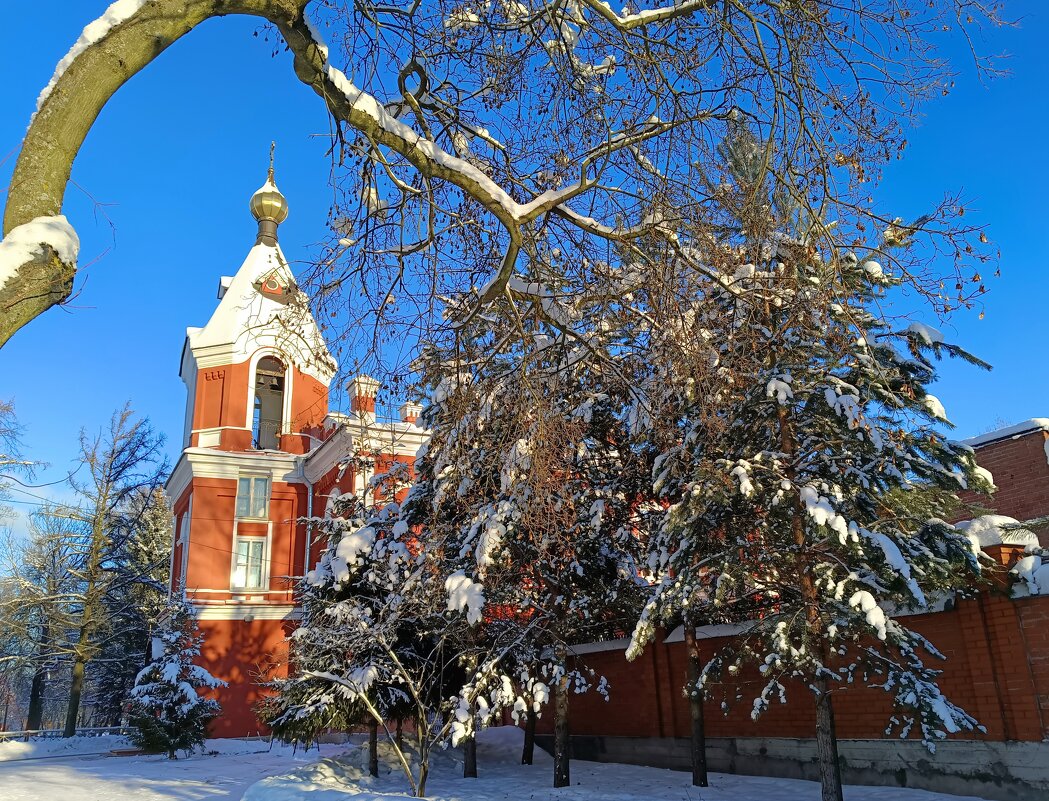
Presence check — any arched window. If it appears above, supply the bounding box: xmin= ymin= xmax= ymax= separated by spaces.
xmin=252 ymin=356 xmax=285 ymax=450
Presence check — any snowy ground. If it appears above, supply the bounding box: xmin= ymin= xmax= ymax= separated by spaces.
xmin=244 ymin=727 xmax=996 ymax=801
xmin=0 ymin=728 xmax=998 ymax=801
xmin=0 ymin=737 xmax=343 ymax=800
xmin=0 ymin=733 xmax=133 ymax=762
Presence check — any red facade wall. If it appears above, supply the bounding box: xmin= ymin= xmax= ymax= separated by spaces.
xmin=189 ymin=357 xmax=329 ymax=453
xmin=198 ymin=617 xmax=294 ymax=738
xmin=175 ymin=476 xmax=308 ymax=597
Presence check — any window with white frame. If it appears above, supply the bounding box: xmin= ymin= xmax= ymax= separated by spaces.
xmin=236 ymin=475 xmax=270 ymax=519
xmin=232 ymin=537 xmax=266 ymax=589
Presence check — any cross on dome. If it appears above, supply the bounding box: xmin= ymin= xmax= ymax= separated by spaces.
xmin=249 ymin=142 xmax=289 ymax=245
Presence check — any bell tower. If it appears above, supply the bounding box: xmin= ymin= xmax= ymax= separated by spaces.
xmin=177 ymin=148 xmax=335 ymax=454
xmin=164 ymin=153 xmax=427 ymax=737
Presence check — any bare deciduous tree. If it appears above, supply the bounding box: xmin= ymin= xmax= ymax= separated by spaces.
xmin=59 ymin=404 xmax=167 ymax=736
xmin=1 ymin=1 xmax=1000 ymax=354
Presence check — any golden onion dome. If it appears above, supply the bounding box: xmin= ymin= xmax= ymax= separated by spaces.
xmin=249 ymin=168 xmax=289 ymax=224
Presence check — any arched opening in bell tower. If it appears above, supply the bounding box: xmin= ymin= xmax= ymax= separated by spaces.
xmin=252 ymin=356 xmax=286 ymax=450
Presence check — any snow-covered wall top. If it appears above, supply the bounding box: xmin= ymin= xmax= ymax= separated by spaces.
xmin=962 ymin=418 xmax=1049 ymax=449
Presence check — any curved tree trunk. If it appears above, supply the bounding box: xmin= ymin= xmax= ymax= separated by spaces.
xmin=0 ymin=0 xmax=315 ymax=347
xmin=0 ymin=0 xmax=537 ymax=347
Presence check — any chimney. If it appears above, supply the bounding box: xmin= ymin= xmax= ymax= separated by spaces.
xmin=399 ymin=401 xmax=422 ymax=425
xmin=349 ymin=375 xmax=381 ymax=417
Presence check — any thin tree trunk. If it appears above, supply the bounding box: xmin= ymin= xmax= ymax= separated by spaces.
xmin=462 ymin=646 xmax=478 ymax=778
xmin=63 ymin=654 xmax=86 ymax=737
xmin=522 ymin=707 xmax=536 ymax=765
xmin=26 ymin=624 xmax=50 ymax=731
xmin=683 ymin=621 xmax=708 ymax=787
xmin=778 ymin=405 xmax=843 ymax=801
xmin=416 ymin=761 xmax=429 ymax=798
xmin=396 ymin=717 xmax=403 ymax=749
xmin=26 ymin=665 xmax=46 ymax=731
xmin=415 ymin=726 xmax=429 ymax=798
xmin=368 ymin=717 xmax=379 ymax=777
xmin=815 ymin=677 xmax=843 ymax=801
xmin=463 ymin=729 xmax=477 ymax=778
xmin=553 ymin=672 xmax=570 ymax=788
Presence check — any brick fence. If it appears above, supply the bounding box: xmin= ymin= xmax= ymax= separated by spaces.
xmin=532 ymin=584 xmax=1049 ymax=798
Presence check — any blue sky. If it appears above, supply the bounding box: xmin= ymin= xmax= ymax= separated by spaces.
xmin=1 ymin=2 xmax=1047 ymax=528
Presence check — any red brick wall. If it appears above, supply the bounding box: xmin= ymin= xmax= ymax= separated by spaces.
xmin=1017 ymin=597 xmax=1049 ymax=740
xmin=962 ymin=430 xmax=1049 ymax=546
xmin=540 ymin=593 xmax=1049 ymax=744
xmin=530 ymin=430 xmax=1049 ymax=745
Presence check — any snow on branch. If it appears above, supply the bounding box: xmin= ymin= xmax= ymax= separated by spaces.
xmin=34 ymin=0 xmax=148 ymax=118
xmin=0 ymin=216 xmax=80 ymax=292
xmin=580 ymin=0 xmax=714 ymax=30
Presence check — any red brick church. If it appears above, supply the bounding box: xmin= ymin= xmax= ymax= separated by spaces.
xmin=165 ymin=164 xmax=425 ymax=736
xmin=166 ymin=167 xmax=1049 ymax=798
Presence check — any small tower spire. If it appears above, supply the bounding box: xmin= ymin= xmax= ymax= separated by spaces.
xmin=249 ymin=142 xmax=289 ymax=246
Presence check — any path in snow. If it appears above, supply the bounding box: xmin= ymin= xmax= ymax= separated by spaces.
xmin=0 ymin=738 xmax=341 ymax=801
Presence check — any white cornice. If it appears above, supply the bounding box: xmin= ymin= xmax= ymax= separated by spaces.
xmin=303 ymin=417 xmax=429 ymax=483
xmin=166 ymin=447 xmax=304 ymax=502
xmin=193 ymin=602 xmax=301 ymax=621
xmin=166 ymin=420 xmax=429 ymax=503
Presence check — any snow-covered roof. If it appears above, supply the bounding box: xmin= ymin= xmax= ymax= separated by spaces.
xmin=961 ymin=418 xmax=1049 ymax=449
xmin=955 ymin=515 xmax=1040 ymax=550
xmin=181 ymin=241 xmax=335 ymax=383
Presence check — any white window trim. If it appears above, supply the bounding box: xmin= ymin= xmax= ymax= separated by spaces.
xmin=235 ymin=474 xmax=272 ymax=521
xmin=167 ymin=513 xmax=178 ymax=601
xmin=244 ymin=349 xmax=294 ymax=446
xmin=179 ymin=499 xmax=192 ymax=597
xmin=230 ymin=531 xmax=271 ymax=592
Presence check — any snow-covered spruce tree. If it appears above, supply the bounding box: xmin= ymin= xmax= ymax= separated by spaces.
xmin=629 ymin=147 xmax=994 ymax=801
xmin=405 ymin=296 xmax=654 ymax=788
xmin=266 ymin=461 xmax=528 ymax=798
xmin=261 ymin=470 xmax=416 ymax=777
xmin=88 ymin=487 xmax=172 ymax=726
xmin=128 ymin=594 xmax=224 ymax=759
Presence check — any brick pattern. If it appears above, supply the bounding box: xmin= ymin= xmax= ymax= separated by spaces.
xmin=1017 ymin=598 xmax=1049 ymax=740
xmin=532 ymin=429 xmax=1049 ymax=744
xmin=538 ymin=593 xmax=1049 ymax=743
xmin=960 ymin=430 xmax=1049 ymax=547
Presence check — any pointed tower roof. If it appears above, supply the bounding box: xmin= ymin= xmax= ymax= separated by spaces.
xmin=180 ymin=149 xmax=336 ymax=384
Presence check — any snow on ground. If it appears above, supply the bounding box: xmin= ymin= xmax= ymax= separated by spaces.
xmin=245 ymin=727 xmax=996 ymax=801
xmin=0 ymin=733 xmax=132 ymax=762
xmin=0 ymin=728 xmax=998 ymax=801
xmin=0 ymin=737 xmax=342 ymax=801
